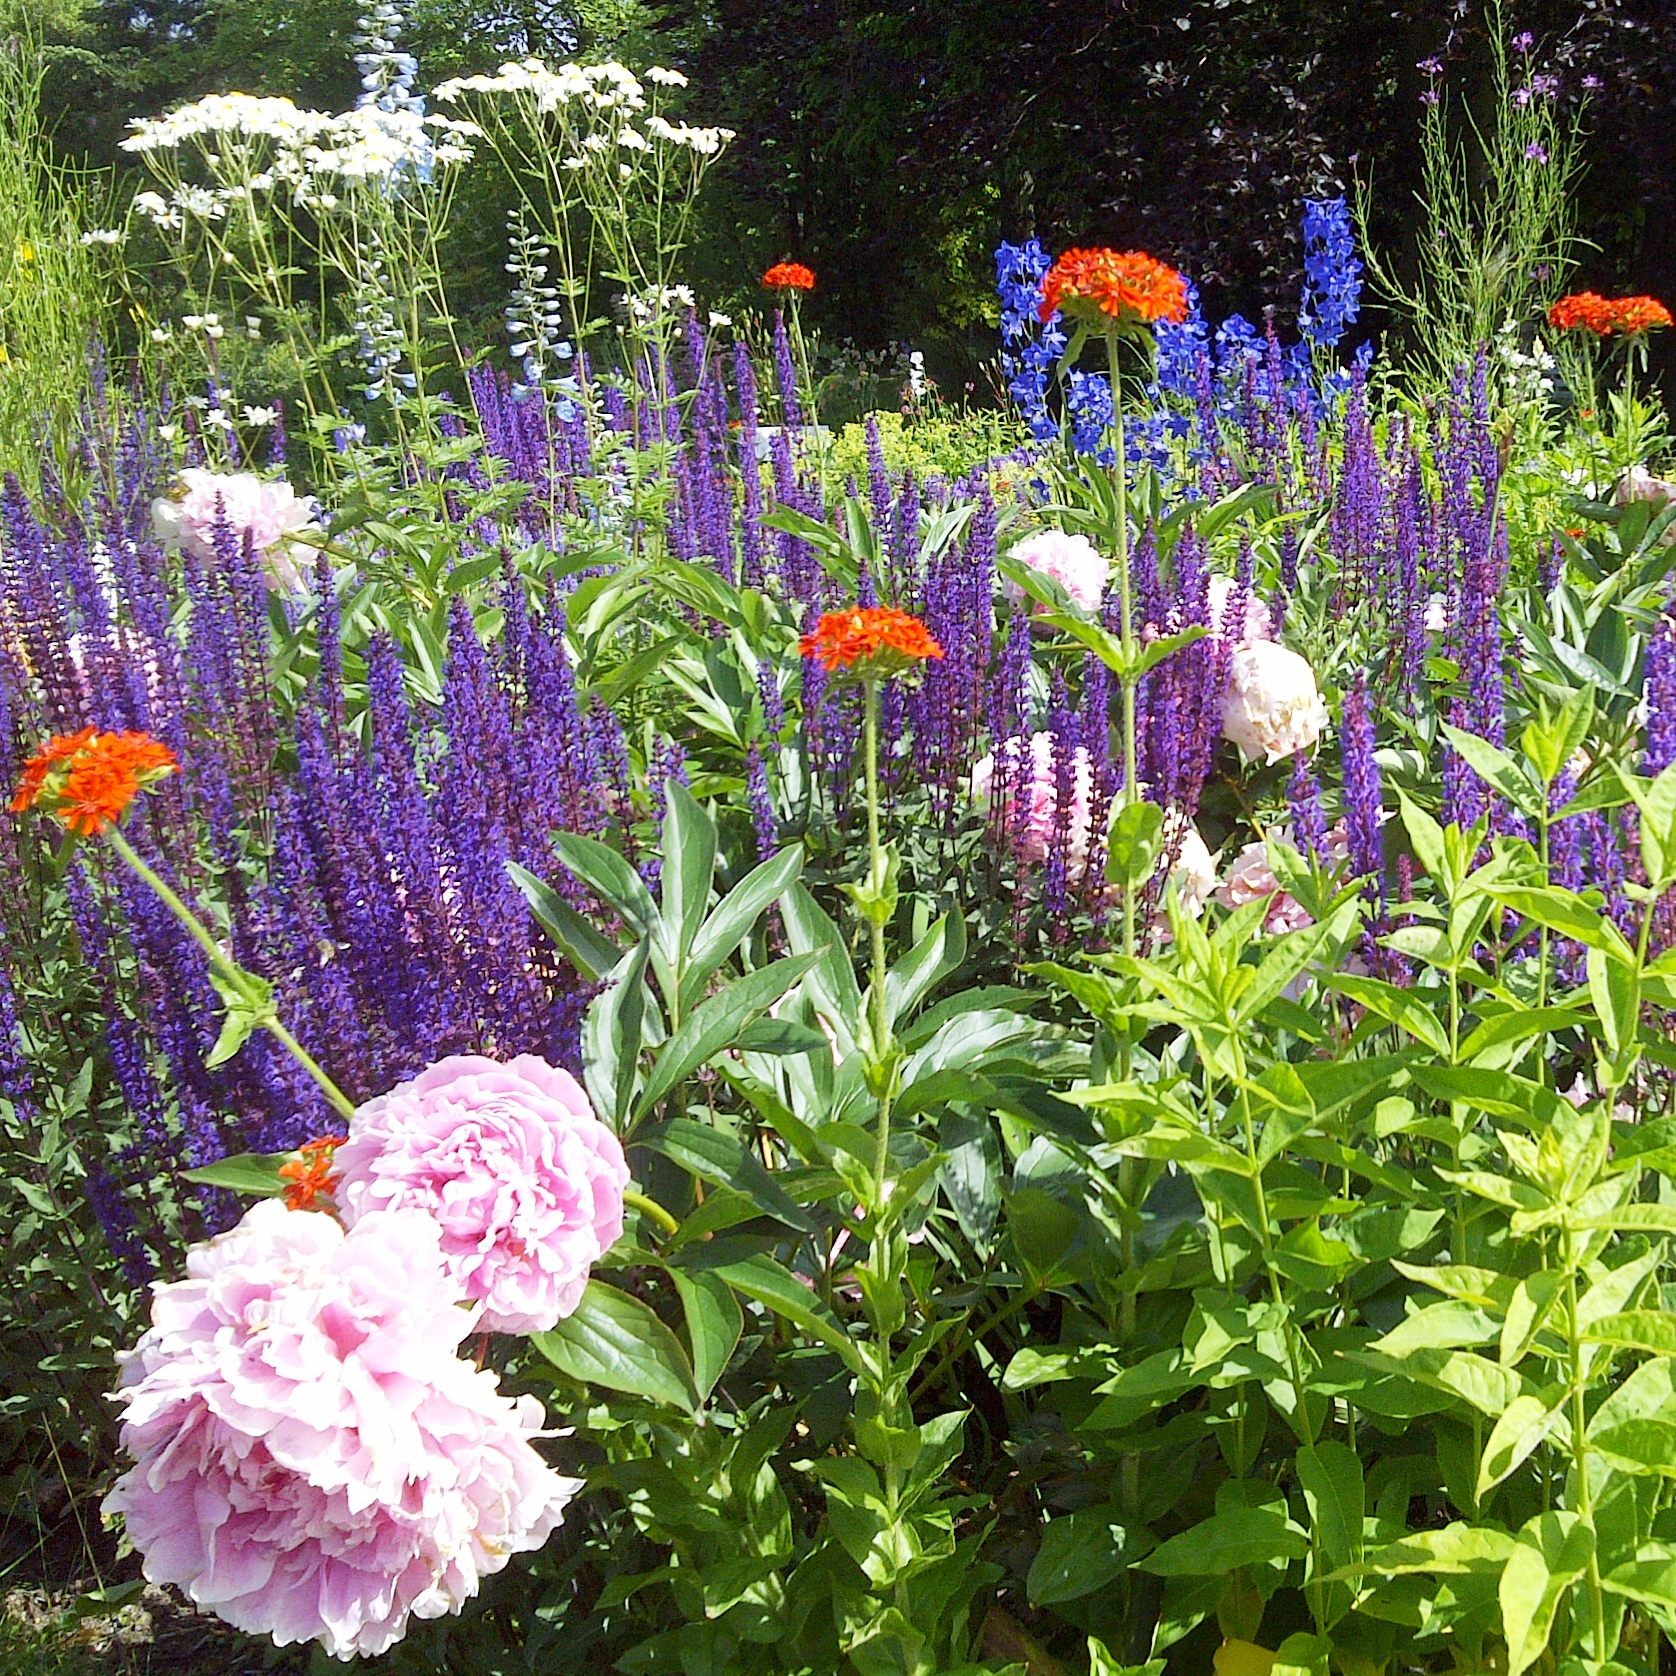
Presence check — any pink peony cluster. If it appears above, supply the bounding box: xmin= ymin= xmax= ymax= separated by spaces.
xmin=1006 ymin=529 xmax=1110 ymax=613
xmin=103 ymin=1201 xmax=579 ymax=1662
xmin=1216 ymin=823 xmax=1351 ymax=933
xmin=334 ymin=1054 xmax=630 ymax=1334
xmin=151 ymin=469 xmax=320 ymax=596
xmin=970 ymin=732 xmax=1097 ymax=880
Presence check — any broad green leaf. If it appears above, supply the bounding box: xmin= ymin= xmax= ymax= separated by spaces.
xmin=508 ymin=861 xmax=622 ymax=982
xmin=1603 ymin=1541 xmax=1676 ymax=1611
xmin=550 ymin=830 xmax=660 ymax=937
xmin=1138 ymin=1506 xmax=1310 ymax=1576
xmin=1590 ymin=1418 xmax=1676 ymax=1477
xmin=1490 ymin=886 xmax=1634 ymax=962
xmin=707 ymin=1253 xmax=862 ymax=1372
xmin=1297 ymin=1441 xmax=1363 ymax=1572
xmin=1441 ymin=724 xmax=1544 ymax=819
xmin=633 ymin=953 xmax=819 ymax=1120
xmin=884 ymin=911 xmax=966 ymax=1030
xmin=1367 ymin=1301 xmax=1500 ymax=1357
xmin=1106 ymin=800 xmax=1165 ymax=889
xmin=1586 ymin=944 xmax=1642 ymax=1059
xmin=532 ymin=1280 xmax=699 ymax=1412
xmin=181 ymin=1150 xmax=292 ymax=1197
xmin=669 ymin=1268 xmax=742 ymax=1401
xmin=1347 ymin=1348 xmax=1524 ymax=1415
xmin=1577 ymin=1205 xmax=1676 ymax=1235
xmin=584 ymin=939 xmax=651 ymax=1130
xmin=657 ymin=780 xmax=717 ymax=970
xmin=1477 ymin=1392 xmax=1570 ymax=1498
xmin=1501 ymin=1271 xmax=1565 ymax=1367
xmin=1584 ymin=1310 xmax=1676 ymax=1356
xmin=1027 ymin=1507 xmax=1144 ymax=1605
xmin=684 ymin=850 xmax=800 ymax=996
xmin=1500 ymin=1511 xmax=1593 ymax=1676
xmin=1397 ymin=790 xmax=1448 ymax=887
xmin=1321 ymin=973 xmax=1448 ymax=1054
xmin=641 ymin=1115 xmax=816 ymax=1232
xmin=1336 ymin=1522 xmax=1516 ymax=1580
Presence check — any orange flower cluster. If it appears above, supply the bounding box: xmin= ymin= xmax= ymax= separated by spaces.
xmin=280 ymin=1135 xmax=344 ymax=1212
xmin=798 ymin=607 xmax=944 ymax=680
xmin=1039 ymin=248 xmax=1189 ymax=331
xmin=762 ymin=262 xmax=816 ymax=292
xmin=1548 ymin=292 xmax=1674 ymax=335
xmin=11 ymin=727 xmax=177 ymax=836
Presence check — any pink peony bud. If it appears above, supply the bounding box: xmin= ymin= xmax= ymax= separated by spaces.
xmin=970 ymin=731 xmax=1097 ymax=880
xmin=1206 ymin=574 xmax=1275 ymax=645
xmin=334 ymin=1053 xmax=629 ymax=1335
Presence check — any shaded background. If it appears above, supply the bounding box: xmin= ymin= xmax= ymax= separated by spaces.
xmin=38 ymin=0 xmax=1676 ymax=393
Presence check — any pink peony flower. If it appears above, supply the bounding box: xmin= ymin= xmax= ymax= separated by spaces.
xmin=103 ymin=1201 xmax=578 ymax=1662
xmin=1617 ymin=465 xmax=1676 ymax=509
xmin=151 ymin=469 xmax=320 ymax=596
xmin=1215 ymin=822 xmax=1351 ymax=933
xmin=1005 ymin=529 xmax=1109 ymax=613
xmin=1206 ymin=574 xmax=1275 ymax=645
xmin=970 ymin=731 xmax=1097 ymax=879
xmin=1221 ymin=641 xmax=1329 ymax=765
xmin=334 ymin=1054 xmax=629 ymax=1334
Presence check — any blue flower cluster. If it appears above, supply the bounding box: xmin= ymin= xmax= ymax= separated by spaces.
xmin=995 ymin=240 xmax=1064 ymax=445
xmin=1298 ymin=195 xmax=1362 ymax=351
xmin=354 ymin=1 xmax=424 ymax=117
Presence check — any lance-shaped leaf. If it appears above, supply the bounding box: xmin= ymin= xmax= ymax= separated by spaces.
xmin=641 ymin=1115 xmax=816 ymax=1233
xmin=532 ymin=1280 xmax=699 ymax=1412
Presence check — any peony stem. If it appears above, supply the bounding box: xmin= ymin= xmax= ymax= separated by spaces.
xmin=624 ymin=1188 xmax=680 ymax=1237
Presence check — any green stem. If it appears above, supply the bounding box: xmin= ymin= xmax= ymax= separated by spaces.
xmin=864 ymin=681 xmax=893 ymax=1199
xmin=1565 ymin=1245 xmax=1610 ymax=1662
xmin=624 ymin=1188 xmax=679 ymax=1236
xmin=1105 ymin=332 xmax=1138 ymax=965
xmin=102 ymin=824 xmax=358 ymax=1124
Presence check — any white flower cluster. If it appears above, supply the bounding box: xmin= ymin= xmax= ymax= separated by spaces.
xmin=623 ymin=285 xmax=696 ymax=324
xmin=120 ymin=92 xmax=480 ymax=227
xmin=434 ymin=59 xmax=734 ymax=156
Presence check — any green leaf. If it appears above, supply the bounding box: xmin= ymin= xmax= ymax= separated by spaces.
xmin=1397 ymin=790 xmax=1448 ymax=886
xmin=1338 ymin=1522 xmax=1516 ymax=1580
xmin=1500 ymin=1511 xmax=1594 ymax=1676
xmin=1297 ymin=1441 xmax=1364 ymax=1572
xmin=633 ymin=953 xmax=820 ymax=1120
xmin=1490 ymin=886 xmax=1634 ymax=961
xmin=681 ymin=847 xmax=803 ymax=1012
xmin=1441 ymin=724 xmax=1544 ymax=819
xmin=1106 ymin=800 xmax=1165 ymax=889
xmin=204 ymin=967 xmax=275 ymax=1069
xmin=669 ymin=1268 xmax=742 ymax=1401
xmin=532 ymin=1280 xmax=699 ymax=1412
xmin=508 ymin=861 xmax=622 ymax=982
xmin=641 ymin=1116 xmax=816 ymax=1233
xmin=1479 ymin=1391 xmax=1570 ymax=1499
xmin=1027 ymin=1508 xmax=1145 ymax=1605
xmin=1583 ymin=1310 xmax=1676 ymax=1356
xmin=1500 ymin=1271 xmax=1565 ymax=1367
xmin=180 ymin=1150 xmax=292 ymax=1197
xmin=1321 ymin=973 xmax=1448 ymax=1054
xmin=584 ymin=939 xmax=651 ymax=1129
xmin=1603 ymin=1541 xmax=1676 ymax=1611
xmin=549 ymin=830 xmax=660 ymax=937
xmin=1138 ymin=1506 xmax=1310 ymax=1576
xmin=885 ymin=911 xmax=967 ymax=1030
xmin=656 ymin=781 xmax=717 ymax=974
xmin=1590 ymin=1418 xmax=1676 ymax=1477
xmin=706 ymin=1253 xmax=862 ymax=1371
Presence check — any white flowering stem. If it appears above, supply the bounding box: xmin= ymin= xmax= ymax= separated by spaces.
xmin=102 ymin=823 xmax=359 ymax=1124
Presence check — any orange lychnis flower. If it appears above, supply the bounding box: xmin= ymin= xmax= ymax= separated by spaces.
xmin=799 ymin=607 xmax=944 ymax=681
xmin=279 ymin=1136 xmax=344 ymax=1212
xmin=11 ymin=728 xmax=176 ymax=836
xmin=762 ymin=262 xmax=816 ymax=292
xmin=1039 ymin=248 xmax=1189 ymax=332
xmin=1548 ymin=291 xmax=1673 ymax=335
